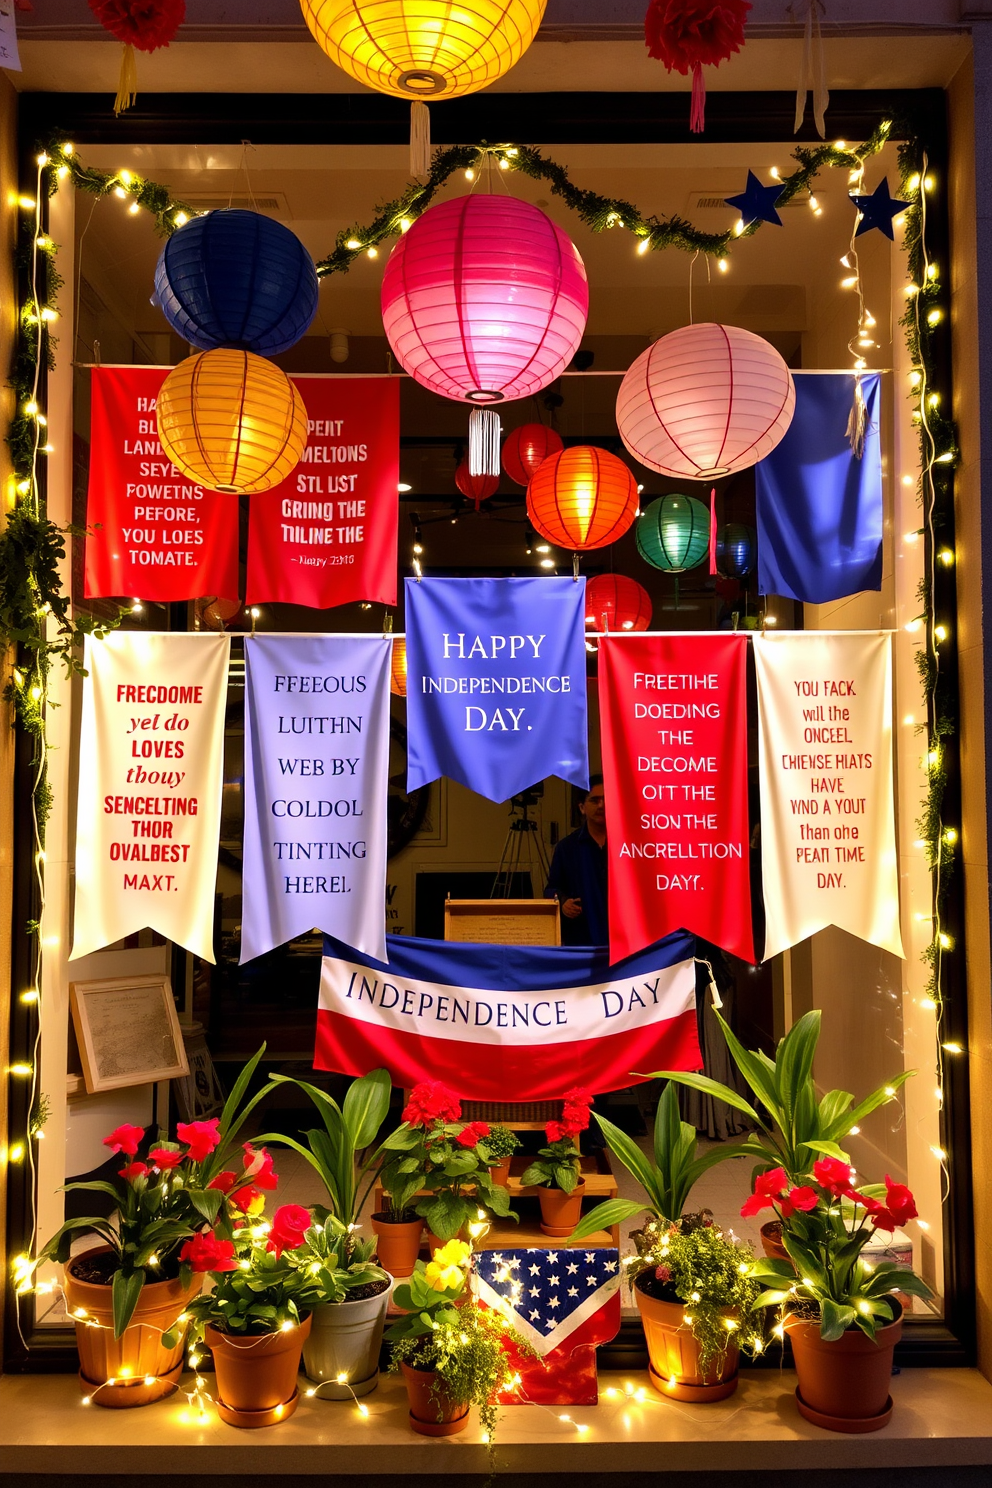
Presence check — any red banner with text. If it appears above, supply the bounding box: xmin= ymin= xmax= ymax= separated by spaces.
xmin=598 ymin=634 xmax=754 ymax=965
xmin=84 ymin=367 xmax=240 ymax=603
xmin=246 ymin=376 xmax=399 ymax=609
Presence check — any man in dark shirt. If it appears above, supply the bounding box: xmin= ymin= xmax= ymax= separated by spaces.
xmin=544 ymin=776 xmax=608 ymax=946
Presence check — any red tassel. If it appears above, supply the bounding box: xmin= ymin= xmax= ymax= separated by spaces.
xmin=709 ymin=487 xmax=717 ymax=575
xmin=690 ymin=62 xmax=706 ymax=133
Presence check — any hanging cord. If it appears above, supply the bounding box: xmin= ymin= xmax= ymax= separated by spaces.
xmin=694 ymin=957 xmax=723 ymax=1009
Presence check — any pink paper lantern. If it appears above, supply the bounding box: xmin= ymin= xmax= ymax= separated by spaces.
xmin=380 ymin=196 xmax=588 ymax=405
xmin=616 ymin=323 xmax=796 ymax=479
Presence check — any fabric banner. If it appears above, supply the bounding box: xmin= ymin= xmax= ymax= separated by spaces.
xmin=598 ymin=634 xmax=754 ymax=965
xmin=404 ymin=576 xmax=589 ymax=803
xmin=756 ymin=371 xmax=883 ymax=603
xmin=754 ymin=631 xmax=903 ymax=960
xmin=240 ymin=634 xmax=391 ymax=964
xmin=314 ymin=930 xmax=701 ymax=1100
xmin=84 ymin=367 xmax=239 ymax=603
xmin=246 ymin=376 xmax=399 ymax=609
xmin=71 ymin=631 xmax=230 ymax=962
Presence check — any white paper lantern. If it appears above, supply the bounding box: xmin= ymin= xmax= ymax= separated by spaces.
xmin=616 ymin=322 xmax=796 ymax=480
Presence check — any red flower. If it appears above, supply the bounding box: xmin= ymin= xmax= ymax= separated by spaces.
xmin=402 ymin=1081 xmax=462 ymax=1127
xmin=456 ymin=1121 xmax=490 ymax=1148
xmin=87 ymin=0 xmax=185 ymax=53
xmin=148 ymin=1146 xmax=183 ymax=1171
xmin=740 ymin=1166 xmax=789 ymax=1218
xmin=242 ymin=1143 xmax=278 ymax=1190
xmin=644 ymin=0 xmax=750 ymax=74
xmin=119 ymin=1161 xmax=149 ymax=1182
xmin=180 ymin=1229 xmax=237 ymax=1274
xmin=207 ymin=1170 xmax=238 ymax=1194
xmin=177 ymin=1118 xmax=221 ymax=1163
xmin=782 ymin=1186 xmax=819 ymax=1217
xmin=872 ymin=1175 xmax=919 ymax=1233
xmin=103 ymin=1123 xmax=144 ymax=1157
xmin=230 ymin=1185 xmax=263 ymax=1214
xmin=545 ymin=1120 xmax=567 ymax=1145
xmin=267 ymin=1203 xmax=312 ymax=1258
xmin=654 ymin=1264 xmax=671 ymax=1282
xmin=813 ymin=1156 xmax=856 ymax=1196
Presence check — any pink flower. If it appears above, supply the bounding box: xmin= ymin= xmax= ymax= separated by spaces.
xmin=654 ymin=1264 xmax=671 ymax=1282
xmin=267 ymin=1203 xmax=312 ymax=1258
xmin=177 ymin=1118 xmax=221 ymax=1163
xmin=148 ymin=1146 xmax=183 ymax=1171
xmin=180 ymin=1230 xmax=237 ymax=1274
xmin=119 ymin=1161 xmax=149 ymax=1183
xmin=103 ymin=1123 xmax=144 ymax=1157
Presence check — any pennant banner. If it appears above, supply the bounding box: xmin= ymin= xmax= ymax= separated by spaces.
xmin=84 ymin=367 xmax=239 ymax=603
xmin=246 ymin=377 xmax=399 ymax=609
xmin=599 ymin=634 xmax=754 ymax=964
xmin=314 ymin=930 xmax=701 ymax=1100
xmin=240 ymin=634 xmax=392 ymax=964
xmin=754 ymin=631 xmax=903 ymax=960
xmin=756 ymin=371 xmax=883 ymax=603
xmin=71 ymin=631 xmax=230 ymax=962
xmin=405 ymin=576 xmax=589 ymax=802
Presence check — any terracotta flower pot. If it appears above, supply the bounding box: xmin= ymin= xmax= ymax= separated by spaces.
xmin=427 ymin=1226 xmax=471 ymax=1257
xmin=760 ymin=1221 xmax=790 ymax=1262
xmin=400 ymin=1360 xmax=470 ymax=1436
xmin=634 ymin=1275 xmax=739 ymax=1403
xmin=204 ymin=1315 xmax=311 ymax=1429
xmin=490 ymin=1156 xmax=512 ymax=1188
xmin=538 ymin=1178 xmax=586 ymax=1237
xmin=785 ymin=1302 xmax=903 ymax=1433
xmin=64 ymin=1245 xmax=201 ymax=1408
xmin=303 ymin=1285 xmax=390 ymax=1398
xmin=371 ymin=1212 xmax=423 ymax=1277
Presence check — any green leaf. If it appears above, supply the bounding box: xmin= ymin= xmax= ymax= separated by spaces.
xmin=569 ymin=1198 xmax=645 ymax=1241
xmin=819 ymin=1298 xmax=857 ymax=1341
xmin=842 ymin=1070 xmax=914 ymax=1135
xmin=217 ymin=1042 xmax=266 ymax=1146
xmin=748 ymin=1257 xmax=795 ymax=1282
xmin=775 ymin=1010 xmax=820 ymax=1122
xmin=644 ymin=1071 xmax=761 ymax=1127
xmin=379 ymin=1125 xmax=419 ymax=1151
xmin=711 ymin=1009 xmax=786 ymax=1128
xmin=342 ymin=1068 xmax=392 ymax=1151
xmin=801 ymin=1139 xmax=850 ymax=1161
xmin=111 ymin=1267 xmax=146 ymax=1338
xmin=62 ymin=1179 xmax=123 ymax=1200
xmin=419 ymin=1193 xmax=463 ymax=1242
xmin=520 ymin=1161 xmax=550 ymax=1189
xmin=817 ymin=1088 xmax=854 ymax=1137
xmin=553 ymin=1164 xmax=579 ymax=1193
xmin=593 ymin=1114 xmax=658 ymax=1201
xmin=188 ymin=1188 xmax=223 ymax=1225
xmin=752 ymin=1288 xmax=793 ymax=1308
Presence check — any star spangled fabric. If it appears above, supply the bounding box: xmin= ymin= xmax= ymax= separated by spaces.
xmin=474 ymin=1247 xmax=621 ymax=1355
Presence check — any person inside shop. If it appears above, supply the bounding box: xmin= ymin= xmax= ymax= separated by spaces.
xmin=545 ymin=775 xmax=608 ymax=946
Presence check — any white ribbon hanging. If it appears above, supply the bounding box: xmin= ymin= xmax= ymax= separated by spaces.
xmin=793 ymin=0 xmax=829 ymax=138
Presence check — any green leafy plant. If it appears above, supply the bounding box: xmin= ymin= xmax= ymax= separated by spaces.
xmin=481 ymin=1125 xmax=521 ymax=1161
xmin=649 ymin=1008 xmax=913 ymax=1181
xmin=520 ymin=1086 xmax=592 ymax=1192
xmin=571 ymin=1081 xmax=753 ymax=1241
xmin=745 ymin=1160 xmax=933 ymax=1341
xmin=291 ymin=1208 xmax=389 ymax=1304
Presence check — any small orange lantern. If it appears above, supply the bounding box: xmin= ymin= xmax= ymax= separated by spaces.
xmin=391 ymin=637 xmax=408 ymax=696
xmin=526 ymin=446 xmax=639 ymax=551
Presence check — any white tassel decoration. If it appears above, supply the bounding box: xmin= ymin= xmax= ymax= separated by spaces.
xmin=468 ymin=408 xmax=502 ymax=478
xmin=410 ymin=101 xmax=431 ymax=178
xmin=794 ymin=0 xmax=829 ymax=138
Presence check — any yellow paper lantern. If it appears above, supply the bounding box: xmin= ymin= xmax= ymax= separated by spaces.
xmin=299 ymin=0 xmax=547 ymax=99
xmin=156 ymin=349 xmax=308 ymax=495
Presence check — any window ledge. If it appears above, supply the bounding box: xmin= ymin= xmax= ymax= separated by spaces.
xmin=1 ymin=1368 xmax=991 ymax=1473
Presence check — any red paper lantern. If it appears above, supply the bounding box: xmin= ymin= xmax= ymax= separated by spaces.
xmin=526 ymin=446 xmax=639 ymax=552
xmin=454 ymin=461 xmax=499 ymax=509
xmin=390 ymin=637 xmax=407 ymax=697
xmin=381 ymin=196 xmax=588 ymax=405
xmin=585 ymin=574 xmax=652 ymax=633
xmin=502 ymin=424 xmax=565 ymax=487
xmin=645 ymin=0 xmax=751 ymax=132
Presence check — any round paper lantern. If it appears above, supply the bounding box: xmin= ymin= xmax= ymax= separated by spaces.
xmin=716 ymin=522 xmax=755 ymax=579
xmin=616 ymin=323 xmax=796 ymax=479
xmin=526 ymin=446 xmax=639 ymax=551
xmin=390 ymin=637 xmax=407 ymax=696
xmin=154 ymin=210 xmax=319 ymax=357
xmin=381 ymin=196 xmax=588 ymax=405
xmin=454 ymin=461 xmax=499 ymax=508
xmin=585 ymin=573 xmax=652 ymax=633
xmin=157 ymin=349 xmax=308 ymax=495
xmin=299 ymin=0 xmax=546 ymax=99
xmin=502 ymin=423 xmax=565 ymax=486
xmin=636 ymin=494 xmax=710 ymax=572
xmin=201 ymin=596 xmax=242 ymax=630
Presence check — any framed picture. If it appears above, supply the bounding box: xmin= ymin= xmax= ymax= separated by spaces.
xmin=69 ymin=974 xmax=189 ymax=1094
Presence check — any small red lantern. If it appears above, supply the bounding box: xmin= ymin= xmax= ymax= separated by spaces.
xmin=585 ymin=574 xmax=653 ymax=633
xmin=502 ymin=424 xmax=565 ymax=487
xmin=526 ymin=446 xmax=639 ymax=552
xmin=454 ymin=461 xmax=499 ymax=509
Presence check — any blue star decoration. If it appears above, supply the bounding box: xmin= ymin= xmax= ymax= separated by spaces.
xmin=724 ymin=171 xmax=785 ymax=227
xmin=851 ymin=177 xmax=911 ymax=240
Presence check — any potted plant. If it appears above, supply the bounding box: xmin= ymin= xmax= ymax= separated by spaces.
xmin=482 ymin=1125 xmax=522 ymax=1187
xmin=380 ymin=1081 xmax=515 ymax=1252
xmin=292 ymin=1210 xmax=392 ymax=1398
xmin=571 ymin=1082 xmax=762 ymax=1399
xmin=35 ymin=1045 xmax=278 ymax=1407
xmin=746 ymin=1160 xmax=932 ymax=1432
xmin=520 ymin=1086 xmax=593 ymax=1236
xmin=385 ymin=1239 xmax=532 ymax=1441
xmin=179 ymin=1203 xmax=321 ymax=1428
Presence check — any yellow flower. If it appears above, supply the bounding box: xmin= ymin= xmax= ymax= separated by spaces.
xmin=424 ymin=1259 xmax=465 ymax=1292
xmin=433 ymin=1239 xmax=472 ymax=1269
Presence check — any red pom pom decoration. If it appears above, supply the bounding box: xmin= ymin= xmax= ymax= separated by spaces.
xmin=644 ymin=0 xmax=751 ymax=132
xmin=88 ymin=0 xmax=185 ymax=112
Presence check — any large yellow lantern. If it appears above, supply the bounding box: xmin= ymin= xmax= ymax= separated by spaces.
xmin=298 ymin=0 xmax=547 ymax=99
xmin=156 ymin=349 xmax=308 ymax=495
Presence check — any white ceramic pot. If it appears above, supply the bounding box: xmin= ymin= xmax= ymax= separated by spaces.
xmin=302 ymin=1285 xmax=390 ymax=1398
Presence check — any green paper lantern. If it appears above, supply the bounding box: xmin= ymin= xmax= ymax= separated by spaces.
xmin=636 ymin=494 xmax=710 ymax=573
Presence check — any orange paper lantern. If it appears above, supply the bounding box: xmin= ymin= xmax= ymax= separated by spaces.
xmin=156 ymin=349 xmax=308 ymax=495
xmin=502 ymin=423 xmax=564 ymax=486
xmin=526 ymin=446 xmax=639 ymax=551
xmin=584 ymin=573 xmax=652 ymax=633
xmin=391 ymin=637 xmax=407 ymax=696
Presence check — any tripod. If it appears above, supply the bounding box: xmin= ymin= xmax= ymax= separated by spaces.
xmin=492 ymin=791 xmax=551 ymax=900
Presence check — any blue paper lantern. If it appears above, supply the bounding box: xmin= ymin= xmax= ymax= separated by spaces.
xmin=716 ymin=523 xmax=755 ymax=579
xmin=154 ymin=210 xmax=319 ymax=356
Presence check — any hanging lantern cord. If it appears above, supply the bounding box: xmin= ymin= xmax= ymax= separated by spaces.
xmin=572 ymin=553 xmax=580 ymax=582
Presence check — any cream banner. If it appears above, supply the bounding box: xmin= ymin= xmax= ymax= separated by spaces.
xmin=71 ymin=631 xmax=230 ymax=963
xmin=754 ymin=631 xmax=903 ymax=961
